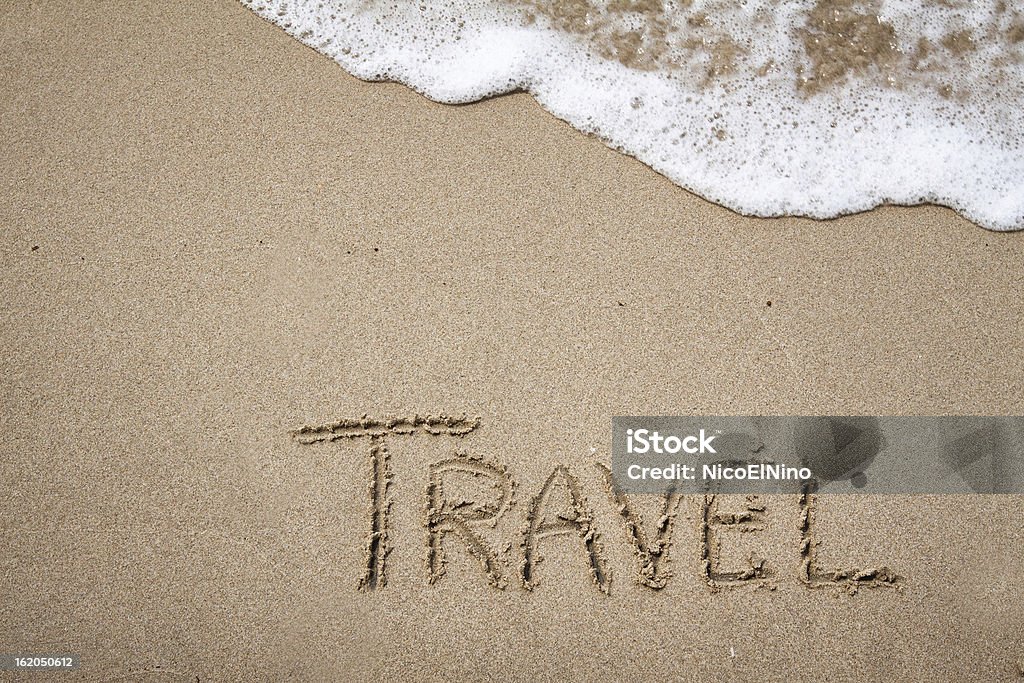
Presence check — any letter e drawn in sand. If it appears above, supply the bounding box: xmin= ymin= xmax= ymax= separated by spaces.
xmin=292 ymin=414 xmax=480 ymax=591
xmin=798 ymin=484 xmax=901 ymax=593
xmin=426 ymin=453 xmax=515 ymax=589
xmin=521 ymin=465 xmax=612 ymax=594
xmin=700 ymin=494 xmax=773 ymax=591
xmin=596 ymin=462 xmax=683 ymax=590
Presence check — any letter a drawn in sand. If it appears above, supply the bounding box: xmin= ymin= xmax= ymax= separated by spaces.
xmin=522 ymin=464 xmax=611 ymax=594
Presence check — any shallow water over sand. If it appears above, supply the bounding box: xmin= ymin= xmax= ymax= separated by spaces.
xmin=242 ymin=0 xmax=1024 ymax=230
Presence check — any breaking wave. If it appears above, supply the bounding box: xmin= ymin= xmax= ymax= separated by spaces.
xmin=242 ymin=0 xmax=1024 ymax=230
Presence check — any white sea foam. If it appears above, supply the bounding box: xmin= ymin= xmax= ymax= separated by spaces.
xmin=241 ymin=0 xmax=1024 ymax=230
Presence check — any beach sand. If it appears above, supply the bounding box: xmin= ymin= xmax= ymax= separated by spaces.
xmin=1 ymin=1 xmax=1022 ymax=680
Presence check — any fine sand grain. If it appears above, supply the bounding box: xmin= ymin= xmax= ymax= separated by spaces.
xmin=1 ymin=2 xmax=1022 ymax=681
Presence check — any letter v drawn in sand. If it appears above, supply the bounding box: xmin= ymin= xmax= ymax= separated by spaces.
xmin=292 ymin=414 xmax=480 ymax=591
xmin=596 ymin=462 xmax=682 ymax=590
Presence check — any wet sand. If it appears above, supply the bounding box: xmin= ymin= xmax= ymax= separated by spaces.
xmin=1 ymin=1 xmax=1022 ymax=680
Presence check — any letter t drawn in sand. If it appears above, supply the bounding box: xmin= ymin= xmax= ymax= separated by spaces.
xmin=292 ymin=414 xmax=480 ymax=591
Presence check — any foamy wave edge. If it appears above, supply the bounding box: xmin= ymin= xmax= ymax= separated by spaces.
xmin=241 ymin=1 xmax=1024 ymax=231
